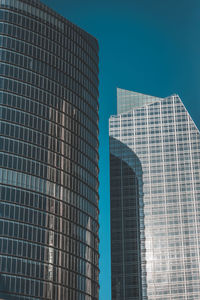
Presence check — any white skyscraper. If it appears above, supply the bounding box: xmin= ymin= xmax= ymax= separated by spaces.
xmin=109 ymin=88 xmax=200 ymax=299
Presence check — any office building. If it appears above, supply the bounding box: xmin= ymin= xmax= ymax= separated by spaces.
xmin=0 ymin=0 xmax=99 ymax=299
xmin=109 ymin=88 xmax=200 ymax=299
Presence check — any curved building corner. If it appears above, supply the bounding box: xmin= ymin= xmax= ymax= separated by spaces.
xmin=0 ymin=0 xmax=100 ymax=299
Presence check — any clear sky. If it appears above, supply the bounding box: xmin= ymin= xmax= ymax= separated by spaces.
xmin=42 ymin=1 xmax=200 ymax=299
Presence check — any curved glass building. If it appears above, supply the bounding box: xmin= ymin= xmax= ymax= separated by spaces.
xmin=109 ymin=88 xmax=200 ymax=299
xmin=0 ymin=0 xmax=99 ymax=299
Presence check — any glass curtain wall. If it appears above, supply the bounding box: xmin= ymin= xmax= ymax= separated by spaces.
xmin=109 ymin=88 xmax=200 ymax=300
xmin=0 ymin=0 xmax=100 ymax=299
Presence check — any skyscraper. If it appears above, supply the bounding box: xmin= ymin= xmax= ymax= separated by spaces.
xmin=0 ymin=0 xmax=99 ymax=299
xmin=109 ymin=88 xmax=200 ymax=299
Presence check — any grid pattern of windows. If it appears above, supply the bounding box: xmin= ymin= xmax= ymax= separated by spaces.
xmin=110 ymin=137 xmax=143 ymax=300
xmin=109 ymin=88 xmax=200 ymax=300
xmin=0 ymin=0 xmax=99 ymax=299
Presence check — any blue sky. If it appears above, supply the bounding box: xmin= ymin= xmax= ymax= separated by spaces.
xmin=42 ymin=1 xmax=200 ymax=299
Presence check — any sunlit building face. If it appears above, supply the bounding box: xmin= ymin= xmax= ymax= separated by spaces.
xmin=109 ymin=88 xmax=200 ymax=300
xmin=0 ymin=0 xmax=99 ymax=299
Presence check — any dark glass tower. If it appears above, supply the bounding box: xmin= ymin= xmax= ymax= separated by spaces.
xmin=0 ymin=0 xmax=99 ymax=299
xmin=110 ymin=138 xmax=143 ymax=300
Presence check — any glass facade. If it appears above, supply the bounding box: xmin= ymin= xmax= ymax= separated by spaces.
xmin=0 ymin=0 xmax=99 ymax=299
xmin=109 ymin=88 xmax=200 ymax=299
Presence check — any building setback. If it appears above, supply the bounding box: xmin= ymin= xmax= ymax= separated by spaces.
xmin=0 ymin=0 xmax=99 ymax=299
xmin=109 ymin=88 xmax=200 ymax=299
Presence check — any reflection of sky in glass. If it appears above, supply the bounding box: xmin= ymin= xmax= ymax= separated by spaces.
xmin=109 ymin=88 xmax=200 ymax=299
xmin=0 ymin=0 xmax=99 ymax=298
